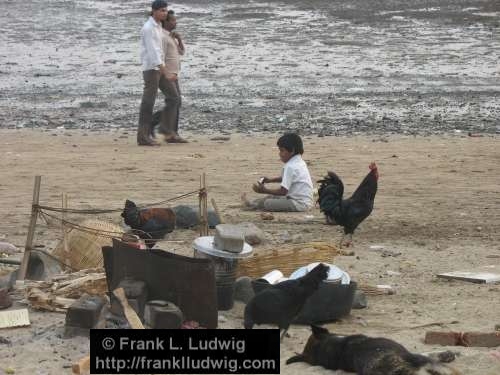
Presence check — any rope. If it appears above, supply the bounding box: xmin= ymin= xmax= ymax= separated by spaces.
xmin=38 ymin=210 xmax=176 ymax=244
xmin=39 ymin=211 xmax=124 ymax=239
xmin=35 ymin=189 xmax=200 ymax=214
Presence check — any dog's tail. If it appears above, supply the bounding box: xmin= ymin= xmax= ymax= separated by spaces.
xmin=403 ymin=352 xmax=462 ymax=375
xmin=416 ymin=362 xmax=463 ymax=375
xmin=286 ymin=354 xmax=306 ymax=365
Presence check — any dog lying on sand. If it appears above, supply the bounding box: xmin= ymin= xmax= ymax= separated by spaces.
xmin=286 ymin=325 xmax=462 ymax=375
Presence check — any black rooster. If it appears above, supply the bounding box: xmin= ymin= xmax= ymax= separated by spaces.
xmin=244 ymin=263 xmax=329 ymax=341
xmin=120 ymin=200 xmax=176 ymax=249
xmin=318 ymin=162 xmax=378 ymax=248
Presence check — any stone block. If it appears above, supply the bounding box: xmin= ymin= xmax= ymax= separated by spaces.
xmin=0 ymin=270 xmax=17 ymax=292
xmin=236 ymin=222 xmax=266 ymax=245
xmin=0 ymin=288 xmax=12 ymax=309
xmin=214 ymin=224 xmax=245 ymax=253
xmin=351 ymin=290 xmax=367 ymax=309
xmin=64 ymin=325 xmax=90 ymax=338
xmin=144 ymin=300 xmax=183 ymax=329
xmin=65 ymin=295 xmax=106 ymax=329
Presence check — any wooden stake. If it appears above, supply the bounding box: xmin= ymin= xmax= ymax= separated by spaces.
xmin=199 ymin=174 xmax=209 ymax=236
xmin=203 ymin=173 xmax=208 ymax=235
xmin=62 ymin=193 xmax=70 ymax=269
xmin=199 ymin=175 xmax=203 ymax=236
xmin=18 ymin=176 xmax=41 ymax=281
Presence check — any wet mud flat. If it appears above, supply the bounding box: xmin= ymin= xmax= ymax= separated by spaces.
xmin=0 ymin=0 xmax=499 ymax=136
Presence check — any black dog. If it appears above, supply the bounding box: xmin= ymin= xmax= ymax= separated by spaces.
xmin=286 ymin=325 xmax=462 ymax=375
xmin=244 ymin=263 xmax=329 ymax=341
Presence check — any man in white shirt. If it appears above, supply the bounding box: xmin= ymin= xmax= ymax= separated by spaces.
xmin=137 ymin=0 xmax=169 ymax=146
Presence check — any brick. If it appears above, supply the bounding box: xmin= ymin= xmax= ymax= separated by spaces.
xmin=214 ymin=224 xmax=245 ymax=253
xmin=65 ymin=295 xmax=105 ymax=329
xmin=144 ymin=300 xmax=183 ymax=329
xmin=425 ymin=331 xmax=500 ymax=347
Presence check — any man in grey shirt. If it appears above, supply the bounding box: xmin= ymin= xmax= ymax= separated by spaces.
xmin=137 ymin=0 xmax=169 ymax=146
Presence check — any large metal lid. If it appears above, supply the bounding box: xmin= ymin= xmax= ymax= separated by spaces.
xmin=193 ymin=236 xmax=253 ymax=259
xmin=290 ymin=262 xmax=351 ymax=284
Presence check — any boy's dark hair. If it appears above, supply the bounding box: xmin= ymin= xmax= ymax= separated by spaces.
xmin=277 ymin=133 xmax=304 ymax=155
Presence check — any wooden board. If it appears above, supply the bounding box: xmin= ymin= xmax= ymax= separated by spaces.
xmin=437 ymin=265 xmax=500 ymax=284
xmin=0 ymin=309 xmax=30 ymax=329
xmin=113 ymin=287 xmax=144 ymax=329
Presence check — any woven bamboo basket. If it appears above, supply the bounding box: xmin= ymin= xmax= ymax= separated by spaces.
xmin=52 ymin=219 xmax=124 ymax=270
xmin=236 ymin=241 xmax=339 ymax=279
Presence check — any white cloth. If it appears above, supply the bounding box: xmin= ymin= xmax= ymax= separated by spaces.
xmin=281 ymin=154 xmax=314 ymax=209
xmin=140 ymin=17 xmax=164 ymax=71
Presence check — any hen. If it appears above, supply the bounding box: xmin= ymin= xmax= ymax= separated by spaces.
xmin=244 ymin=263 xmax=329 ymax=341
xmin=120 ymin=199 xmax=176 ymax=249
xmin=318 ymin=162 xmax=378 ymax=248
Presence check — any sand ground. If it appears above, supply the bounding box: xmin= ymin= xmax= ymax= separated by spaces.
xmin=0 ymin=129 xmax=499 ymax=374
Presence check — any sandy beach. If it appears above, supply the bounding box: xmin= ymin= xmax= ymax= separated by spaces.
xmin=1 ymin=0 xmax=499 ymax=373
xmin=0 ymin=130 xmax=499 ymax=374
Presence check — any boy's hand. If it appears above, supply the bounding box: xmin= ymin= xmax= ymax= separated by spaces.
xmin=252 ymin=183 xmax=265 ymax=194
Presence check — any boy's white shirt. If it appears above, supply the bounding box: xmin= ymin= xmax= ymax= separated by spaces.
xmin=281 ymin=154 xmax=314 ymax=208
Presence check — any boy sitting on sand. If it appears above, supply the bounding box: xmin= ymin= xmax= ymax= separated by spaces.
xmin=242 ymin=133 xmax=313 ymax=212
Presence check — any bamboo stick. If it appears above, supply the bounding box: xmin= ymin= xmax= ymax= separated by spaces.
xmin=18 ymin=176 xmax=41 ymax=280
xmin=62 ymin=193 xmax=70 ymax=269
xmin=203 ymin=173 xmax=208 ymax=235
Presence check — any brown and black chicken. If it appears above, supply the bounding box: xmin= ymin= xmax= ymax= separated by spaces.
xmin=318 ymin=163 xmax=378 ymax=248
xmin=120 ymin=199 xmax=176 ymax=249
xmin=244 ymin=263 xmax=329 ymax=341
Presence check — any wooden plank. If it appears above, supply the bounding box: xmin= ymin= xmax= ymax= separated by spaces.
xmin=112 ymin=287 xmax=144 ymax=329
xmin=0 ymin=309 xmax=30 ymax=329
xmin=18 ymin=176 xmax=41 ymax=280
xmin=437 ymin=265 xmax=500 ymax=284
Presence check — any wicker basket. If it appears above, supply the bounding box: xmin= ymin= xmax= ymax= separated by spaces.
xmin=236 ymin=242 xmax=339 ymax=279
xmin=52 ymin=219 xmax=124 ymax=270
